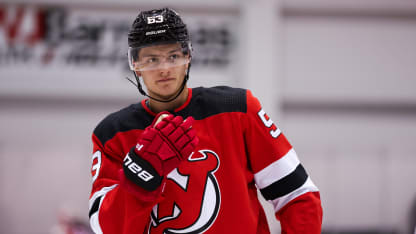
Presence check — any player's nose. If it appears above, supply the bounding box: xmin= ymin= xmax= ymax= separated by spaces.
xmin=159 ymin=68 xmax=171 ymax=77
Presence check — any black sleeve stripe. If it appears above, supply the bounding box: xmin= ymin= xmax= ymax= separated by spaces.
xmin=260 ymin=164 xmax=308 ymax=201
xmin=89 ymin=196 xmax=102 ymax=218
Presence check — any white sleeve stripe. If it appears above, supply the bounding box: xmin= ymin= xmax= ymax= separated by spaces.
xmin=254 ymin=149 xmax=300 ymax=189
xmin=89 ymin=184 xmax=118 ymax=234
xmin=270 ymin=177 xmax=319 ymax=213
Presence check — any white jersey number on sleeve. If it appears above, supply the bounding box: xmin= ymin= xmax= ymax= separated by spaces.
xmin=91 ymin=151 xmax=102 ymax=183
xmin=257 ymin=109 xmax=282 ymax=138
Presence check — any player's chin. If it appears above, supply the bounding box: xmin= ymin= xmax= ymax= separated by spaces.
xmin=154 ymin=89 xmax=179 ymax=101
xmin=161 ymin=85 xmax=182 ymax=96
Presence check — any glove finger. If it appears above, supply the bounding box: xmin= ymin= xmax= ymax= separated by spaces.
xmin=175 ymin=128 xmax=196 ymax=150
xmin=154 ymin=114 xmax=174 ymax=129
xmin=180 ymin=135 xmax=199 ymax=160
xmin=159 ymin=116 xmax=183 ymax=136
xmin=159 ymin=122 xmax=176 ymax=136
xmin=168 ymin=125 xmax=185 ymax=143
xmin=156 ymin=140 xmax=177 ymax=160
xmin=170 ymin=116 xmax=184 ymax=127
xmin=167 ymin=116 xmax=194 ymax=142
xmin=184 ymin=127 xmax=197 ymax=139
xmin=180 ymin=116 xmax=194 ymax=130
xmin=146 ymin=134 xmax=165 ymax=153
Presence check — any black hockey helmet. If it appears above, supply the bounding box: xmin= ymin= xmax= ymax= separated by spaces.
xmin=128 ymin=8 xmax=192 ymax=63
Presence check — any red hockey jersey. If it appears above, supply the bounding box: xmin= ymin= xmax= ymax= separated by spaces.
xmin=89 ymin=86 xmax=322 ymax=234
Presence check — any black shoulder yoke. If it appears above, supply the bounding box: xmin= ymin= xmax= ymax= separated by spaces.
xmin=178 ymin=86 xmax=247 ymax=119
xmin=93 ymin=103 xmax=153 ymax=146
xmin=93 ymin=86 xmax=247 ymax=146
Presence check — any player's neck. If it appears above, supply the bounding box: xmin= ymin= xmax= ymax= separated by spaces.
xmin=148 ymin=87 xmax=189 ymax=113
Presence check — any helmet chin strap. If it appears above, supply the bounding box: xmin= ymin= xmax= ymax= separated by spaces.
xmin=126 ymin=64 xmax=191 ymax=103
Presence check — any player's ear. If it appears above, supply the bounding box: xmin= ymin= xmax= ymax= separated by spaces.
xmin=135 ymin=71 xmax=142 ymax=77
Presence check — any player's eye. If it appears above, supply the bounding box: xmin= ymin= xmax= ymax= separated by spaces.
xmin=147 ymin=57 xmax=159 ymax=64
xmin=168 ymin=54 xmax=181 ymax=62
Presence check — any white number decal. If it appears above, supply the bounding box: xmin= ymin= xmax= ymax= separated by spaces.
xmin=91 ymin=151 xmax=102 ymax=182
xmin=257 ymin=109 xmax=281 ymax=138
xmin=147 ymin=15 xmax=164 ymax=24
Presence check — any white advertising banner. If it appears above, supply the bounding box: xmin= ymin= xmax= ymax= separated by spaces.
xmin=0 ymin=5 xmax=239 ymax=99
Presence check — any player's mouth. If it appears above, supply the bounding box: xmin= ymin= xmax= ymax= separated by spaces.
xmin=157 ymin=78 xmax=175 ymax=83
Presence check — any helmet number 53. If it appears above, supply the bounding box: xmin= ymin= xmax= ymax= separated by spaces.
xmin=147 ymin=15 xmax=164 ymax=24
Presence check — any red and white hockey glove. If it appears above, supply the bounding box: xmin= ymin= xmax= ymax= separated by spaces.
xmin=123 ymin=112 xmax=199 ymax=192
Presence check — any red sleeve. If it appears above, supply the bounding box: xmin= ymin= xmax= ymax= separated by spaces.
xmin=244 ymin=90 xmax=323 ymax=233
xmin=277 ymin=191 xmax=322 ymax=234
xmin=89 ymin=134 xmax=160 ymax=234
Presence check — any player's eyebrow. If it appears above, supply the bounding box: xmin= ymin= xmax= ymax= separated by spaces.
xmin=140 ymin=48 xmax=182 ymax=58
xmin=167 ymin=48 xmax=181 ymax=53
xmin=140 ymin=53 xmax=159 ymax=58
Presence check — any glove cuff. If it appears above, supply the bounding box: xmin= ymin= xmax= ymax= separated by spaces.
xmin=123 ymin=147 xmax=163 ymax=191
xmin=118 ymin=169 xmax=165 ymax=203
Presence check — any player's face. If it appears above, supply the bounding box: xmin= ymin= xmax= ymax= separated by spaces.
xmin=135 ymin=43 xmax=190 ymax=101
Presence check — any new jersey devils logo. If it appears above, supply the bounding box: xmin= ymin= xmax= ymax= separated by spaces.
xmin=148 ymin=149 xmax=221 ymax=234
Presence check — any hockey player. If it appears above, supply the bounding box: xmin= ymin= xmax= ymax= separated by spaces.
xmin=89 ymin=8 xmax=322 ymax=234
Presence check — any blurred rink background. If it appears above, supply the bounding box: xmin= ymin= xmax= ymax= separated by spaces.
xmin=1 ymin=0 xmax=416 ymax=233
